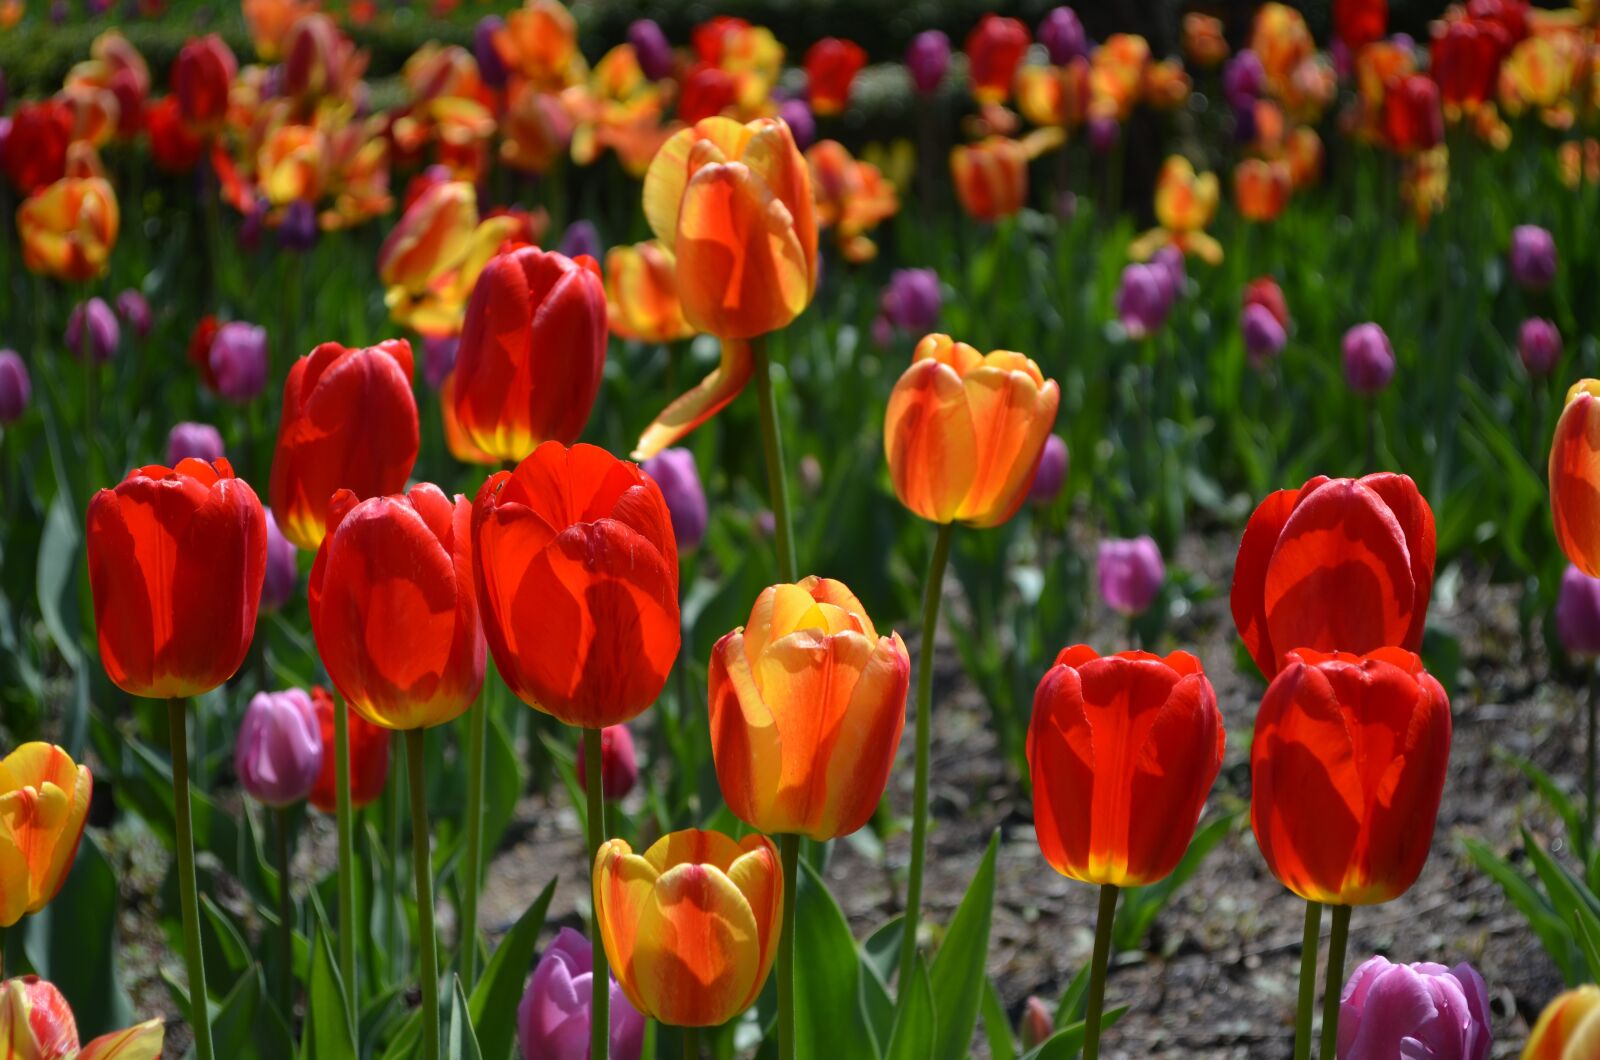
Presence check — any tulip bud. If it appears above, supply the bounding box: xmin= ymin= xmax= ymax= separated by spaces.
xmin=1557 ymin=564 xmax=1600 ymax=659
xmin=805 ymin=37 xmax=866 ymax=117
xmin=1342 ymin=322 xmax=1395 ymax=395
xmin=1337 ymin=957 xmax=1491 ymax=1059
xmin=640 ymin=447 xmax=709 ymax=551
xmin=1089 ymin=115 xmax=1120 ymax=153
xmin=1020 ymin=996 xmax=1054 ymax=1051
xmin=166 ymin=421 xmax=224 ymax=465
xmin=65 ymin=297 xmax=119 ymax=362
xmin=1518 ymin=317 xmax=1561 ymax=377
xmin=1224 ymin=49 xmax=1265 ymax=109
xmin=210 ymin=321 xmax=268 ymax=402
xmin=474 ymin=17 xmax=509 ymax=90
xmin=1117 ymin=263 xmax=1171 ymax=339
xmin=1029 ymin=434 xmax=1069 ymax=506
xmin=1243 ymin=276 xmax=1289 ymax=329
xmin=0 ymin=350 xmax=31 ymax=424
xmin=575 ymin=724 xmax=640 ymax=801
xmin=260 ymin=507 xmax=298 ymax=612
xmin=1509 ymin=224 xmax=1557 ymax=291
xmin=422 ymin=334 xmax=459 ymax=390
xmin=778 ymin=98 xmax=816 ymax=151
xmin=966 ymin=15 xmax=1031 ymax=105
xmin=114 ymin=288 xmax=151 ymax=338
xmin=1038 ymin=7 xmax=1088 ymax=64
xmin=235 ymin=689 xmax=324 ymax=807
xmin=558 ymin=219 xmax=601 ymax=262
xmin=879 ymin=268 xmax=942 ymax=336
xmin=518 ymin=928 xmax=647 ymax=1060
xmin=278 ymin=198 xmax=318 ymax=252
xmin=906 ymin=30 xmax=951 ymax=96
xmin=628 ymin=19 xmax=674 ymax=81
xmin=1242 ymin=302 xmax=1287 ymax=365
xmin=1097 ymin=535 xmax=1165 ymax=616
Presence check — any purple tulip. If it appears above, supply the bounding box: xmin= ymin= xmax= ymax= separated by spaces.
xmin=66 ymin=298 xmax=119 ymax=362
xmin=210 ymin=321 xmax=269 ymax=402
xmin=115 ymin=288 xmax=152 ymax=338
xmin=558 ymin=220 xmax=601 ymax=263
xmin=779 ymin=98 xmax=816 ymax=151
xmin=628 ymin=19 xmax=674 ymax=82
xmin=1117 ymin=263 xmax=1171 ymax=339
xmin=1038 ymin=7 xmax=1088 ymax=65
xmin=1557 ymin=564 xmax=1600 ymax=658
xmin=906 ymin=30 xmax=951 ymax=96
xmin=239 ymin=198 xmax=269 ymax=251
xmin=0 ymin=350 xmax=31 ymax=424
xmin=234 ymin=689 xmax=324 ymax=807
xmin=1029 ymin=434 xmax=1070 ymax=505
xmin=1509 ymin=224 xmax=1557 ymax=291
xmin=1224 ymin=50 xmax=1265 ymax=109
xmin=1232 ymin=101 xmax=1259 ymax=145
xmin=871 ymin=314 xmax=894 ymax=349
xmin=1089 ymin=115 xmax=1120 ymax=153
xmin=1097 ymin=536 xmax=1165 ymax=616
xmin=1338 ymin=956 xmax=1491 ymax=1060
xmin=1342 ymin=323 xmax=1395 ymax=396
xmin=260 ymin=508 xmax=299 ymax=611
xmin=49 ymin=0 xmax=67 ymax=25
xmin=518 ymin=928 xmax=646 ymax=1060
xmin=422 ymin=334 xmax=460 ymax=390
xmin=880 ymin=268 xmax=942 ymax=335
xmin=1518 ymin=317 xmax=1561 ymax=377
xmin=575 ymin=724 xmax=639 ymax=801
xmin=474 ymin=16 xmax=508 ymax=90
xmin=1242 ymin=302 xmax=1287 ymax=366
xmin=278 ymin=199 xmax=318 ymax=252
xmin=166 ymin=421 xmax=224 ymax=465
xmin=641 ymin=447 xmax=708 ymax=551
xmin=1152 ymin=245 xmax=1186 ymax=304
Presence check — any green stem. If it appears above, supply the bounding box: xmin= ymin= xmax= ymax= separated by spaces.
xmin=168 ymin=699 xmax=216 ymax=1060
xmin=1319 ymin=905 xmax=1352 ymax=1060
xmin=1586 ymin=664 xmax=1597 ymax=849
xmin=406 ymin=729 xmax=440 ymax=1060
xmin=333 ymin=692 xmax=358 ymax=1029
xmin=1294 ymin=901 xmax=1323 ymax=1060
xmin=682 ymin=1024 xmax=699 ymax=1059
xmin=777 ymin=833 xmax=800 ymax=1060
xmin=896 ymin=521 xmax=955 ymax=999
xmin=460 ymin=695 xmax=487 ymax=990
xmin=585 ymin=727 xmax=611 ymax=1060
xmin=387 ymin=731 xmax=402 ymax=983
xmin=749 ymin=334 xmax=797 ymax=582
xmin=275 ymin=807 xmax=294 ymax=1015
xmin=1083 ymin=883 xmax=1119 ymax=1060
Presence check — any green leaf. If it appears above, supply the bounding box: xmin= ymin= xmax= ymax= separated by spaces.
xmin=981 ymin=976 xmax=1016 ymax=1060
xmin=793 ymin=860 xmax=877 ymax=1060
xmin=1501 ymin=753 xmax=1583 ymax=854
xmin=1462 ymin=837 xmax=1579 ymax=982
xmin=1023 ymin=1006 xmax=1129 ymax=1059
xmin=928 ymin=831 xmax=999 ymax=1060
xmin=469 ymin=879 xmax=557 ymax=1060
xmin=19 ymin=832 xmax=135 ymax=1035
xmin=1051 ymin=966 xmax=1091 ymax=1027
xmin=210 ymin=966 xmax=295 ymax=1060
xmin=201 ymin=894 xmax=253 ymax=982
xmin=445 ymin=976 xmax=484 ymax=1060
xmin=303 ymin=916 xmax=356 ymax=1060
xmin=1573 ymin=904 xmax=1600 ymax=978
xmin=1113 ymin=810 xmax=1236 ymax=952
xmin=885 ymin=959 xmax=936 ymax=1060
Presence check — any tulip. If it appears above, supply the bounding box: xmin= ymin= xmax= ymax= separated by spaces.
xmin=628 ymin=19 xmax=674 ymax=82
xmin=453 ymin=246 xmax=607 ymax=463
xmin=172 ymin=34 xmax=237 ymax=133
xmin=678 ymin=64 xmax=739 ymax=124
xmin=473 ymin=16 xmax=508 ymax=90
xmin=1231 ymin=472 xmax=1435 ymax=679
xmin=1243 ymin=302 xmax=1288 ymax=366
xmin=950 ymin=136 xmax=1029 ymax=221
xmin=709 ymin=577 xmax=910 ymax=839
xmin=1116 ymin=263 xmax=1173 ymax=339
xmin=1225 ymin=50 xmax=1266 ymax=109
xmin=473 ymin=442 xmax=681 ymax=729
xmin=309 ymin=484 xmax=485 ymax=731
xmin=495 ymin=0 xmax=580 ymax=91
xmin=146 ymin=95 xmax=204 ymax=171
xmin=1039 ymin=7 xmax=1088 ymax=65
xmin=421 ymin=334 xmax=459 ymax=390
xmin=575 ymin=725 xmax=640 ymax=802
xmin=1028 ymin=646 xmax=1223 ymax=887
xmin=18 ymin=177 xmax=119 ymax=282
xmin=1183 ymin=13 xmax=1230 ymax=68
xmin=1431 ymin=19 xmax=1502 ymax=114
xmin=379 ymin=181 xmax=521 ymax=339
xmin=1337 ymin=956 xmax=1490 ymax=1060
xmin=1129 ymin=156 xmax=1223 ymax=265
xmin=884 ymin=334 xmax=1061 ymax=528
xmin=558 ymin=219 xmax=601 ymax=262
xmin=778 ymin=98 xmax=816 ymax=152
xmin=1244 ymin=276 xmax=1290 ymax=329
xmin=605 ymin=240 xmax=693 ymax=344
xmin=1252 ymin=647 xmax=1451 ymax=904
xmin=260 ymin=507 xmax=298 ymax=612
xmin=307 ymin=686 xmax=391 ymax=813
xmin=878 ymin=268 xmax=942 ymax=336
xmin=0 ymin=350 xmax=30 ymax=424
xmin=1518 ymin=318 xmax=1561 ymax=377
xmin=1020 ymin=996 xmax=1054 ymax=1049
xmin=268 ymin=339 xmax=420 ymax=552
xmin=235 ymin=689 xmax=324 ymax=807
xmin=1557 ymin=565 xmax=1600 ymax=658
xmin=0 ymin=976 xmax=164 ymax=1060
xmin=65 ymin=298 xmax=119 ymax=363
xmin=1097 ymin=536 xmax=1165 ymax=616
xmin=805 ymin=37 xmax=866 ymax=116
xmin=1235 ymin=158 xmax=1292 ymax=222
xmin=519 ymin=927 xmax=647 ymax=1060
xmin=87 ymin=458 xmax=267 ymax=698
xmin=905 ymin=30 xmax=951 ymax=96
xmin=1334 ymin=0 xmax=1388 ymax=52
xmin=1525 ymin=986 xmax=1600 ymax=1060
xmin=0 ymin=743 xmax=92 ymax=927
xmin=1510 ymin=224 xmax=1557 ymax=291
xmin=115 ymin=288 xmax=151 ymax=338
xmin=277 ymin=199 xmax=318 ymax=252
xmin=1551 ymin=381 xmax=1600 ymax=576
xmin=166 ymin=421 xmax=224 ymax=465
xmin=209 ymin=321 xmax=268 ymax=402
xmin=642 ymin=115 xmax=818 ymax=340
xmin=1342 ymin=322 xmax=1395 ymax=396
xmin=966 ymin=14 xmax=1030 ymax=105
xmin=1382 ymin=75 xmax=1443 ymax=154
xmin=640 ymin=447 xmax=709 ymax=551
xmin=1028 ymin=434 xmax=1070 ymax=506
xmin=594 ymin=829 xmax=782 ymax=1028
xmin=1 ymin=101 xmax=72 ymax=194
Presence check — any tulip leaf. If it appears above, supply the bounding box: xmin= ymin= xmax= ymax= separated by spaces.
xmin=1022 ymin=1005 xmax=1130 ymax=1060
xmin=469 ymin=878 xmax=556 ymax=1060
xmin=928 ymin=831 xmax=999 ymax=1060
xmin=1462 ymin=837 xmax=1580 ymax=983
xmin=1051 ymin=966 xmax=1091 ymax=1027
xmin=1574 ymin=905 xmax=1600 ymax=981
xmin=1499 ymin=752 xmax=1583 ymax=856
xmin=793 ymin=859 xmax=879 ymax=1060
xmin=1113 ymin=808 xmax=1237 ymax=952
xmin=980 ymin=976 xmax=1016 ymax=1060
xmin=444 ymin=975 xmax=484 ymax=1060
xmin=211 ymin=965 xmax=295 ymax=1060
xmin=885 ymin=959 xmax=936 ymax=1060
xmin=303 ymin=913 xmax=357 ymax=1060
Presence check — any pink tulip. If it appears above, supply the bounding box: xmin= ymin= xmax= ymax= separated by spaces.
xmin=518 ymin=928 xmax=646 ymax=1060
xmin=574 ymin=724 xmax=640 ymax=801
xmin=235 ymin=689 xmax=324 ymax=807
xmin=1338 ymin=956 xmax=1490 ymax=1060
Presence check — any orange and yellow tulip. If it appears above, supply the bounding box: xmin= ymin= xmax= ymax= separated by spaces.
xmin=17 ymin=177 xmax=119 ymax=282
xmin=1235 ymin=158 xmax=1292 ymax=222
xmin=807 ymin=139 xmax=900 ymax=263
xmin=1129 ymin=155 xmax=1223 ymax=264
xmin=708 ymin=577 xmax=910 ymax=840
xmin=1183 ymin=13 xmax=1230 ymax=68
xmin=0 ymin=744 xmax=92 ymax=928
xmin=378 ymin=180 xmax=520 ymax=337
xmin=605 ymin=240 xmax=693 ymax=343
xmin=242 ymin=0 xmax=317 ymax=62
xmin=1551 ymin=380 xmax=1600 ymax=576
xmin=884 ymin=334 xmax=1061 ymax=528
xmin=594 ymin=829 xmax=782 ymax=1028
xmin=1524 ymin=986 xmax=1600 ymax=1060
xmin=1016 ymin=59 xmax=1091 ymax=131
xmin=495 ymin=0 xmax=583 ymax=91
xmin=950 ymin=136 xmax=1028 ymax=221
xmin=1250 ymin=3 xmax=1315 ymax=98
xmin=0 ymin=976 xmax=164 ymax=1060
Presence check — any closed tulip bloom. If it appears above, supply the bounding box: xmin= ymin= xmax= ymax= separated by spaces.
xmin=234 ymin=689 xmax=323 ymax=807
xmin=709 ymin=577 xmax=910 ymax=840
xmin=628 ymin=19 xmax=674 ymax=82
xmin=269 ymin=339 xmax=419 ymax=552
xmin=1117 ymin=263 xmax=1173 ymax=339
xmin=115 ymin=288 xmax=151 ymax=338
xmin=951 ymin=137 xmax=1029 ymax=221
xmin=1235 ymin=158 xmax=1292 ymax=222
xmin=1039 ymin=7 xmax=1088 ymax=65
xmin=18 ymin=177 xmax=119 ymax=282
xmin=1551 ymin=380 xmax=1600 ymax=577
xmin=806 ymin=38 xmax=866 ymax=116
xmin=473 ymin=16 xmax=509 ymax=89
xmin=308 ymin=686 xmax=391 ymax=813
xmin=905 ymin=30 xmax=951 ymax=96
xmin=474 ymin=442 xmax=681 ymax=729
xmin=1342 ymin=322 xmax=1395 ymax=395
xmin=605 ymin=240 xmax=693 ymax=343
xmin=1225 ymin=50 xmax=1266 ymax=109
xmin=87 ymin=458 xmax=267 ymax=698
xmin=558 ymin=220 xmax=601 ymax=262
xmin=1232 ymin=472 xmax=1435 ymax=679
xmin=884 ymin=334 xmax=1061 ymax=528
xmin=1028 ymin=646 xmax=1224 ymax=886
xmin=1334 ymin=0 xmax=1388 ymax=52
xmin=453 ymin=246 xmax=607 ymax=463
xmin=310 ymin=485 xmax=485 ymax=731
xmin=1510 ymin=224 xmax=1557 ymax=291
xmin=1518 ymin=318 xmax=1561 ymax=377
xmin=1556 ymin=564 xmax=1600 ymax=657
xmin=260 ymin=507 xmax=297 ymax=611
xmin=65 ymin=298 xmax=119 ymax=362
xmin=1382 ymin=75 xmax=1443 ymax=154
xmin=966 ymin=14 xmax=1030 ymax=105
xmin=210 ymin=321 xmax=268 ymax=402
xmin=2 ymin=101 xmax=72 ymax=194
xmin=576 ymin=725 xmax=641 ymax=802
xmin=172 ymin=34 xmax=235 ymax=133
xmin=166 ymin=421 xmax=223 ymax=465
xmin=879 ymin=268 xmax=942 ymax=336
xmin=1097 ymin=536 xmax=1165 ymax=616
xmin=0 ymin=976 xmax=164 ymax=1060
xmin=1244 ymin=276 xmax=1290 ymax=329
xmin=640 ymin=447 xmax=708 ymax=551
xmin=0 ymin=351 xmax=31 ymax=424
xmin=1243 ymin=302 xmax=1288 ymax=366
xmin=1525 ymin=986 xmax=1600 ymax=1060
xmin=1020 ymin=996 xmax=1054 ymax=1050
xmin=1183 ymin=13 xmax=1230 ymax=68
xmin=1337 ymin=956 xmax=1490 ymax=1060
xmin=594 ymin=829 xmax=782 ymax=1028
xmin=0 ymin=744 xmax=92 ymax=927
xmin=778 ymin=98 xmax=816 ymax=151
xmin=519 ymin=927 xmax=647 ymax=1060
xmin=1029 ymin=434 xmax=1069 ymax=505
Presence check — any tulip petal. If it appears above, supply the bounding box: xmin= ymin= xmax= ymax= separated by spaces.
xmin=631 ymin=863 xmax=762 ymax=1027
xmin=1230 ymin=487 xmax=1302 ymax=678
xmin=1359 ymin=472 xmax=1436 ymax=651
xmin=595 ymin=841 xmax=662 ymax=1016
xmin=956 ymin=365 xmax=1060 ymax=527
xmin=78 ymin=1020 xmax=166 ymax=1060
xmin=815 ymin=631 xmax=910 ymax=839
xmin=642 ymin=118 xmax=753 ymax=248
xmin=1551 ymin=390 xmax=1600 ymax=576
xmin=632 ymin=338 xmax=753 ymax=460
xmin=708 ymin=629 xmax=784 ymax=829
xmin=883 ymin=358 xmax=978 ymax=524
xmin=0 ymin=746 xmax=90 ymax=913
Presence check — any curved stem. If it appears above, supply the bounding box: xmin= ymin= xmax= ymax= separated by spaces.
xmin=585 ymin=727 xmax=611 ymax=1060
xmin=777 ymin=834 xmax=800 ymax=1060
xmin=749 ymin=333 xmax=797 ymax=582
xmin=168 ymin=699 xmax=216 ymax=1060
xmin=1319 ymin=905 xmax=1352 ymax=1060
xmin=406 ymin=730 xmax=440 ymax=1060
xmin=1082 ymin=883 xmax=1119 ymax=1060
xmin=275 ymin=807 xmax=294 ymax=1015
xmin=1294 ymin=901 xmax=1323 ymax=1060
xmin=333 ymin=692 xmax=358 ymax=1027
xmin=460 ymin=695 xmax=487 ymax=990
xmin=896 ymin=521 xmax=955 ymax=998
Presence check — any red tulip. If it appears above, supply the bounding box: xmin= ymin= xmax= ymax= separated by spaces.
xmin=145 ymin=96 xmax=205 ymax=171
xmin=2 ymin=101 xmax=72 ymax=194
xmin=308 ymin=686 xmax=391 ymax=812
xmin=1381 ymin=74 xmax=1443 ymax=154
xmin=171 ymin=34 xmax=237 ymax=133
xmin=1430 ymin=18 xmax=1507 ymax=113
xmin=805 ymin=38 xmax=866 ymax=116
xmin=1333 ymin=0 xmax=1388 ymax=52
xmin=965 ymin=15 xmax=1031 ymax=105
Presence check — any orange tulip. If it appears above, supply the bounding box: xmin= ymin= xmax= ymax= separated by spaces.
xmin=17 ymin=177 xmax=119 ymax=282
xmin=87 ymin=458 xmax=267 ymax=698
xmin=594 ymin=829 xmax=782 ymax=1027
xmin=242 ymin=0 xmax=318 ymax=62
xmin=884 ymin=334 xmax=1061 ymax=528
xmin=709 ymin=577 xmax=910 ymax=840
xmin=1142 ymin=58 xmax=1192 ymax=110
xmin=258 ymin=123 xmax=327 ymax=206
xmin=1028 ymin=647 xmax=1223 ymax=887
xmin=1524 ymin=986 xmax=1600 ymax=1060
xmin=378 ymin=180 xmax=520 ymax=338
xmin=473 ymin=442 xmax=681 ymax=729
xmin=269 ymin=339 xmax=420 ymax=552
xmin=642 ymin=115 xmax=818 ymax=340
xmin=605 ymin=240 xmax=693 ymax=343
xmin=950 ymin=136 xmax=1029 ymax=221
xmin=1183 ymin=13 xmax=1230 ymax=68
xmin=1250 ymin=647 xmax=1451 ymax=905
xmin=1551 ymin=380 xmax=1600 ymax=576
xmin=1234 ymin=158 xmax=1292 ymax=222
xmin=0 ymin=744 xmax=92 ymax=928
xmin=495 ymin=0 xmax=582 ymax=91
xmin=1129 ymin=155 xmax=1223 ymax=264
xmin=1250 ymin=3 xmax=1316 ymax=97
xmin=309 ymin=485 xmax=485 ymax=730
xmin=807 ymin=140 xmax=900 ymax=263
xmin=499 ymin=81 xmax=574 ymax=174
xmin=1015 ymin=59 xmax=1091 ymax=131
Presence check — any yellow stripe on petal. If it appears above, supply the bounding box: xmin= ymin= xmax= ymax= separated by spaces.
xmin=78 ymin=1020 xmax=166 ymax=1060
xmin=631 ymin=339 xmax=753 ymax=460
xmin=631 ymin=863 xmax=762 ymax=1027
